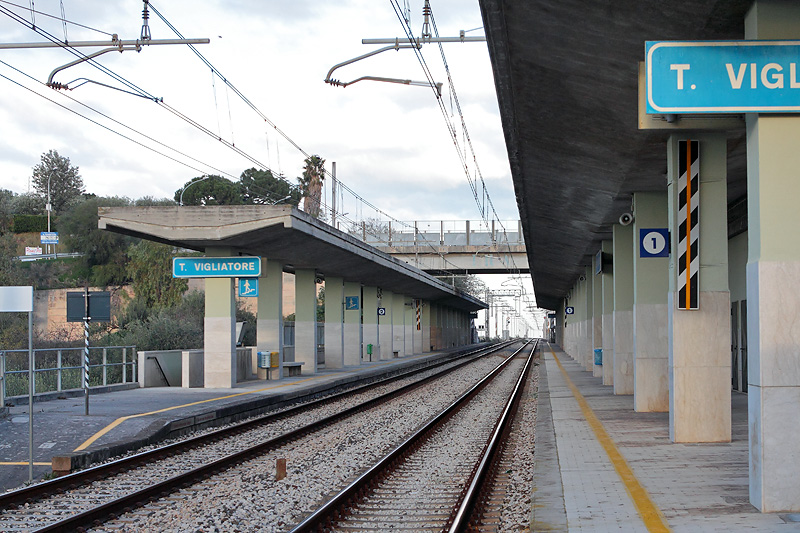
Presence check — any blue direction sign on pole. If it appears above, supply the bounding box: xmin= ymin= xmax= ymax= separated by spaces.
xmin=646 ymin=41 xmax=800 ymax=113
xmin=173 ymin=256 xmax=261 ymax=278
xmin=238 ymin=278 xmax=259 ymax=297
xmin=40 ymin=232 xmax=58 ymax=244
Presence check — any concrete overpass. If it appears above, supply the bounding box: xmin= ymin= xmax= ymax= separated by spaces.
xmin=479 ymin=0 xmax=800 ymax=514
xmin=354 ymin=219 xmax=528 ymax=274
xmin=98 ymin=205 xmax=485 ymax=388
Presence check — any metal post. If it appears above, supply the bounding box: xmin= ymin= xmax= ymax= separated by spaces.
xmin=331 ymin=162 xmax=337 ymax=227
xmin=102 ymin=348 xmax=107 ymax=386
xmin=56 ymin=350 xmax=62 ymax=392
xmin=122 ymin=347 xmax=127 ymax=383
xmin=84 ymin=286 xmax=90 ymax=416
xmin=28 ymin=310 xmax=33 ymax=482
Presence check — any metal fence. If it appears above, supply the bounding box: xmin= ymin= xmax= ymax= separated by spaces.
xmin=282 ymin=322 xmax=325 ymax=364
xmin=0 ymin=345 xmax=137 ymax=402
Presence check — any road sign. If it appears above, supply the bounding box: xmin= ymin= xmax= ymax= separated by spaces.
xmin=238 ymin=278 xmax=259 ymax=297
xmin=66 ymin=291 xmax=111 ymax=322
xmin=640 ymin=228 xmax=669 ymax=258
xmin=646 ymin=40 xmax=800 ymax=113
xmin=173 ymin=256 xmax=261 ymax=278
xmin=565 ymin=307 xmax=574 ymax=315
xmin=345 ymin=296 xmax=360 ymax=310
xmin=40 ymin=232 xmax=58 ymax=244
xmin=377 ymin=307 xmax=386 ymax=316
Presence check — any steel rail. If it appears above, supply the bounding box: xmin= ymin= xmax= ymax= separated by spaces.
xmin=448 ymin=339 xmax=539 ymax=532
xmin=1 ymin=341 xmax=517 ymax=532
xmin=0 ymin=340 xmax=513 ymax=511
xmin=289 ymin=339 xmax=533 ymax=532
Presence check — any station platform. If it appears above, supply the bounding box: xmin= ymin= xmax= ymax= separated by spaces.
xmin=0 ymin=348 xmax=468 ymax=493
xmin=534 ymin=343 xmax=800 ymax=532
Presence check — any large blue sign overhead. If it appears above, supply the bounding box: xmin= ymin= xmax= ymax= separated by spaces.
xmin=173 ymin=257 xmax=261 ymax=278
xmin=646 ymin=41 xmax=800 ymax=113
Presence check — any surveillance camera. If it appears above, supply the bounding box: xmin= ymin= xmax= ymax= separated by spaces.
xmin=619 ymin=213 xmax=634 ymax=226
xmin=579 ymin=275 xmax=586 ymax=282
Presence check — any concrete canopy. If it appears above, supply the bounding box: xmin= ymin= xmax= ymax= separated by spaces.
xmin=98 ymin=205 xmax=486 ymax=312
xmin=478 ymin=0 xmax=752 ymax=310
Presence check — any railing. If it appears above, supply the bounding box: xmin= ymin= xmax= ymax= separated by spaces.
xmin=0 ymin=345 xmax=137 ymax=402
xmin=354 ymin=220 xmax=524 ymax=249
xmin=282 ymin=322 xmax=325 ymax=364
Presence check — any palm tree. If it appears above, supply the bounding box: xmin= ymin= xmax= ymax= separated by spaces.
xmin=299 ymin=155 xmax=325 ymax=218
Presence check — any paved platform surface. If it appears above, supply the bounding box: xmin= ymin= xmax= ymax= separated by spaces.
xmin=534 ymin=343 xmax=800 ymax=532
xmin=0 ymin=349 xmax=460 ymax=492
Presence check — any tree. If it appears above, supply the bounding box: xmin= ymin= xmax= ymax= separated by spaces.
xmin=127 ymin=240 xmax=188 ymax=309
xmin=239 ymin=168 xmax=301 ymax=206
xmin=11 ymin=192 xmax=44 ymax=216
xmin=0 ymin=189 xmax=14 ymax=233
xmin=298 ymin=155 xmax=325 ymax=218
xmin=31 ymin=149 xmax=85 ymax=214
xmin=174 ymin=175 xmax=242 ymax=206
xmin=58 ymin=196 xmax=133 ymax=285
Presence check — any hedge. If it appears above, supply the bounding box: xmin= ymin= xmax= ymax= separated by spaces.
xmin=12 ymin=214 xmax=50 ymax=233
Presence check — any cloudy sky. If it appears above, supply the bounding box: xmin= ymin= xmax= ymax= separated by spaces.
xmin=0 ymin=0 xmax=514 ymax=223
xmin=0 ymin=0 xmax=541 ymax=329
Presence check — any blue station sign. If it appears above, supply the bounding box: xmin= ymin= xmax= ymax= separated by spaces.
xmin=173 ymin=256 xmax=261 ymax=278
xmin=646 ymin=40 xmax=800 ymax=113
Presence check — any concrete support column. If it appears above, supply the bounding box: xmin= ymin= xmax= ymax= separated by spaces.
xmin=379 ymin=290 xmax=393 ymax=360
xmin=257 ymin=259 xmax=283 ymax=379
xmin=422 ymin=300 xmax=432 ymax=352
xmin=324 ymin=276 xmax=344 ymax=369
xmin=600 ymin=240 xmax=614 ymax=386
xmin=592 ymin=257 xmax=603 ymax=378
xmin=667 ymin=134 xmax=731 ymax=443
xmin=583 ymin=267 xmax=593 ymax=371
xmin=343 ymin=281 xmax=361 ymax=366
xmin=613 ymin=224 xmax=634 ymax=394
xmin=392 ymin=292 xmax=405 ymax=357
xmin=746 ymin=1 xmax=800 ymax=511
xmin=430 ymin=303 xmax=441 ymax=349
xmin=633 ymin=191 xmax=669 ymax=412
xmin=203 ymin=247 xmax=236 ymax=388
xmin=362 ymin=286 xmax=379 ymax=362
xmin=294 ymin=269 xmax=318 ymax=375
xmin=413 ymin=299 xmax=423 ymax=353
xmin=404 ymin=297 xmax=414 ymax=355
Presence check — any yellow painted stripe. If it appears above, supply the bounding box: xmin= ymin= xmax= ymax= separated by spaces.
xmin=75 ymin=352 xmax=449 ymax=452
xmin=548 ymin=344 xmax=671 ymax=533
xmin=0 ymin=462 xmax=50 ymax=466
xmin=74 ymin=372 xmax=351 ymax=452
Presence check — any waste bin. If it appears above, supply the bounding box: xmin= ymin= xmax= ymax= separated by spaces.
xmin=593 ymin=348 xmax=603 ymax=366
xmin=366 ymin=344 xmax=373 ymax=356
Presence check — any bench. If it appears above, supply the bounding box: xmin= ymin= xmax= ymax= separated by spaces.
xmin=283 ymin=361 xmax=304 ymax=377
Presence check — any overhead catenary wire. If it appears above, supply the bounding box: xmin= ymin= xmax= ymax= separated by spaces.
xmin=0 ymin=0 xmax=115 ymax=36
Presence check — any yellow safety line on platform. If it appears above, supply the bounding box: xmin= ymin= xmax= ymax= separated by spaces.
xmin=549 ymin=344 xmax=671 ymax=533
xmin=74 ymin=374 xmax=331 ymax=452
xmin=0 ymin=462 xmax=50 ymax=466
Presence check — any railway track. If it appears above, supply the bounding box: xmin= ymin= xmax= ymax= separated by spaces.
xmin=291 ymin=339 xmax=538 ymax=532
xmin=0 ymin=341 xmax=519 ymax=532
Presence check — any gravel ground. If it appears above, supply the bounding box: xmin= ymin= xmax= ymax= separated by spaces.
xmin=92 ymin=351 xmax=518 ymax=532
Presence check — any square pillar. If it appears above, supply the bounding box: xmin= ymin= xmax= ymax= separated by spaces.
xmin=324 ymin=276 xmax=344 ymax=369
xmin=413 ymin=299 xmax=423 ymax=353
xmin=601 ymin=240 xmax=614 ymax=386
xmin=583 ymin=266 xmax=593 ymax=371
xmin=392 ymin=293 xmax=405 ymax=357
xmin=592 ymin=258 xmax=603 ymax=378
xmin=430 ymin=303 xmax=441 ymax=350
xmin=422 ymin=300 xmax=432 ymax=352
xmin=404 ymin=297 xmax=414 ymax=355
xmin=632 ymin=191 xmax=669 ymax=412
xmin=746 ymin=0 xmax=800 ymax=511
xmin=363 ymin=286 xmax=379 ymax=362
xmin=667 ymin=134 xmax=731 ymax=443
xmin=257 ymin=259 xmax=283 ymax=379
xmin=343 ymin=281 xmax=361 ymax=366
xmin=203 ymin=247 xmax=236 ymax=388
xmin=380 ymin=291 xmax=393 ymax=360
xmin=294 ymin=269 xmax=318 ymax=375
xmin=613 ymin=224 xmax=635 ymax=394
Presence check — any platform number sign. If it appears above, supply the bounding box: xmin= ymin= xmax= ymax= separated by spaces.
xmin=678 ymin=140 xmax=699 ymax=310
xmin=640 ymin=229 xmax=669 ymax=258
xmin=565 ymin=307 xmax=574 ymax=315
xmin=377 ymin=307 xmax=386 ymax=316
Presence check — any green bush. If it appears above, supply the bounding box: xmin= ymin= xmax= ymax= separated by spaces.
xmin=12 ymin=214 xmax=49 ymax=233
